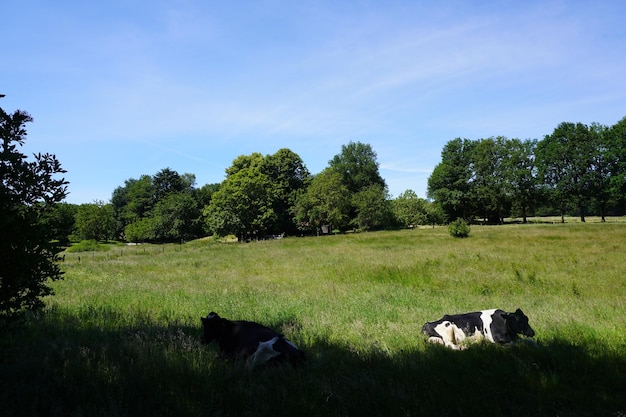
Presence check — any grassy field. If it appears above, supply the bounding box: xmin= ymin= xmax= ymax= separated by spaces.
xmin=2 ymin=221 xmax=626 ymax=416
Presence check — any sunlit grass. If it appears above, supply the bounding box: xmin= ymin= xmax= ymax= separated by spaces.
xmin=52 ymin=222 xmax=626 ymax=348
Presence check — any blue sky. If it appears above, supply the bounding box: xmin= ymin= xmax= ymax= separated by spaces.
xmin=2 ymin=1 xmax=625 ymax=204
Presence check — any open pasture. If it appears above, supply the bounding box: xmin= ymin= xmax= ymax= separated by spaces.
xmin=2 ymin=222 xmax=625 ymax=416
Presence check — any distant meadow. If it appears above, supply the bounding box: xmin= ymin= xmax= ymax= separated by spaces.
xmin=2 ymin=219 xmax=625 ymax=416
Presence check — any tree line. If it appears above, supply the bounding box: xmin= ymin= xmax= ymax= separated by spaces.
xmin=49 ymin=142 xmax=426 ymax=243
xmin=43 ymin=116 xmax=626 ymax=245
xmin=428 ymin=118 xmax=626 ymax=224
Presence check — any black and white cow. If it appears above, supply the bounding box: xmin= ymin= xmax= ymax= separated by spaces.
xmin=421 ymin=308 xmax=535 ymax=350
xmin=200 ymin=312 xmax=305 ymax=367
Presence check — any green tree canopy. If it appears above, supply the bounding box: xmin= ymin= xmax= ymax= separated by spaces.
xmin=392 ymin=189 xmax=430 ymax=228
xmin=587 ymin=123 xmax=614 ymax=221
xmin=261 ymin=148 xmax=311 ymax=234
xmin=124 ymin=217 xmax=156 ymax=243
xmin=111 ymin=175 xmax=155 ymax=228
xmin=501 ymin=138 xmax=539 ymax=223
xmin=40 ymin=202 xmax=77 ymax=246
xmin=112 ymin=168 xmax=201 ymax=242
xmin=151 ymin=192 xmax=200 ymax=242
xmin=352 ymin=184 xmax=394 ymax=231
xmin=326 ymin=141 xmax=389 ymax=229
xmin=225 ymin=152 xmax=264 ymax=177
xmin=607 ymin=117 xmax=626 ymax=207
xmin=536 ymin=122 xmax=596 ymax=222
xmin=329 ymin=141 xmax=386 ymax=194
xmin=204 ymin=149 xmax=310 ymax=239
xmin=427 ymin=138 xmax=475 ymax=221
xmin=426 ymin=118 xmax=626 ymax=223
xmin=75 ymin=201 xmax=115 ymax=241
xmin=204 ymin=164 xmax=275 ymax=241
xmin=1 ymin=106 xmax=68 ymax=317
xmin=470 ymin=137 xmax=509 ymax=224
xmin=194 ymin=183 xmax=220 ymax=209
xmin=292 ymin=168 xmax=350 ymax=234
xmin=153 ymin=168 xmax=194 ymax=201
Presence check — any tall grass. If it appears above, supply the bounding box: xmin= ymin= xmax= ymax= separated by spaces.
xmin=2 ymin=222 xmax=625 ymax=416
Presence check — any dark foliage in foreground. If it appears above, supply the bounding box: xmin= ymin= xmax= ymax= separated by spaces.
xmin=0 ymin=106 xmax=68 ymax=318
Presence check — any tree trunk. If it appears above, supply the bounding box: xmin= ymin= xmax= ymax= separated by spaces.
xmin=600 ymin=205 xmax=606 ymax=222
xmin=579 ymin=203 xmax=586 ymax=223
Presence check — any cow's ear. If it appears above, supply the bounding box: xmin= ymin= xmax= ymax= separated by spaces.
xmin=504 ymin=312 xmax=521 ymax=331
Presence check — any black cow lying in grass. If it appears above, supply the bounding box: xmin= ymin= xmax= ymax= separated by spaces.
xmin=200 ymin=312 xmax=305 ymax=367
xmin=421 ymin=308 xmax=535 ymax=350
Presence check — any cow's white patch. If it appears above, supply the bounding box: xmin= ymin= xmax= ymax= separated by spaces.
xmin=480 ymin=309 xmax=497 ymax=343
xmin=248 ymin=336 xmax=281 ymax=368
xmin=432 ymin=321 xmax=466 ymax=350
xmin=207 ymin=312 xmax=218 ymax=320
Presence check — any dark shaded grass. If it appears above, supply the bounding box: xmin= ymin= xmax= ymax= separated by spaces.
xmin=2 ymin=307 xmax=624 ymax=417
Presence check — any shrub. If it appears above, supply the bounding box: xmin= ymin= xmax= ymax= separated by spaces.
xmin=66 ymin=240 xmax=110 ymax=253
xmin=448 ymin=218 xmax=470 ymax=238
xmin=124 ymin=218 xmax=157 ymax=243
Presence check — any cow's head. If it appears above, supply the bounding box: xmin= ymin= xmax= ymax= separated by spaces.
xmin=504 ymin=308 xmax=535 ymax=338
xmin=200 ymin=312 xmax=225 ymax=344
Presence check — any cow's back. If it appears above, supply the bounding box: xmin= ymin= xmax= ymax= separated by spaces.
xmin=224 ymin=321 xmax=282 ymax=357
xmin=442 ymin=312 xmax=485 ymax=334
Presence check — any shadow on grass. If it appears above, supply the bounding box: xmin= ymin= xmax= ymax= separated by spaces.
xmin=2 ymin=307 xmax=625 ymax=417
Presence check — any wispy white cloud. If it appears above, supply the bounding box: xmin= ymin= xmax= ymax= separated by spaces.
xmin=3 ymin=0 xmax=625 ymax=203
